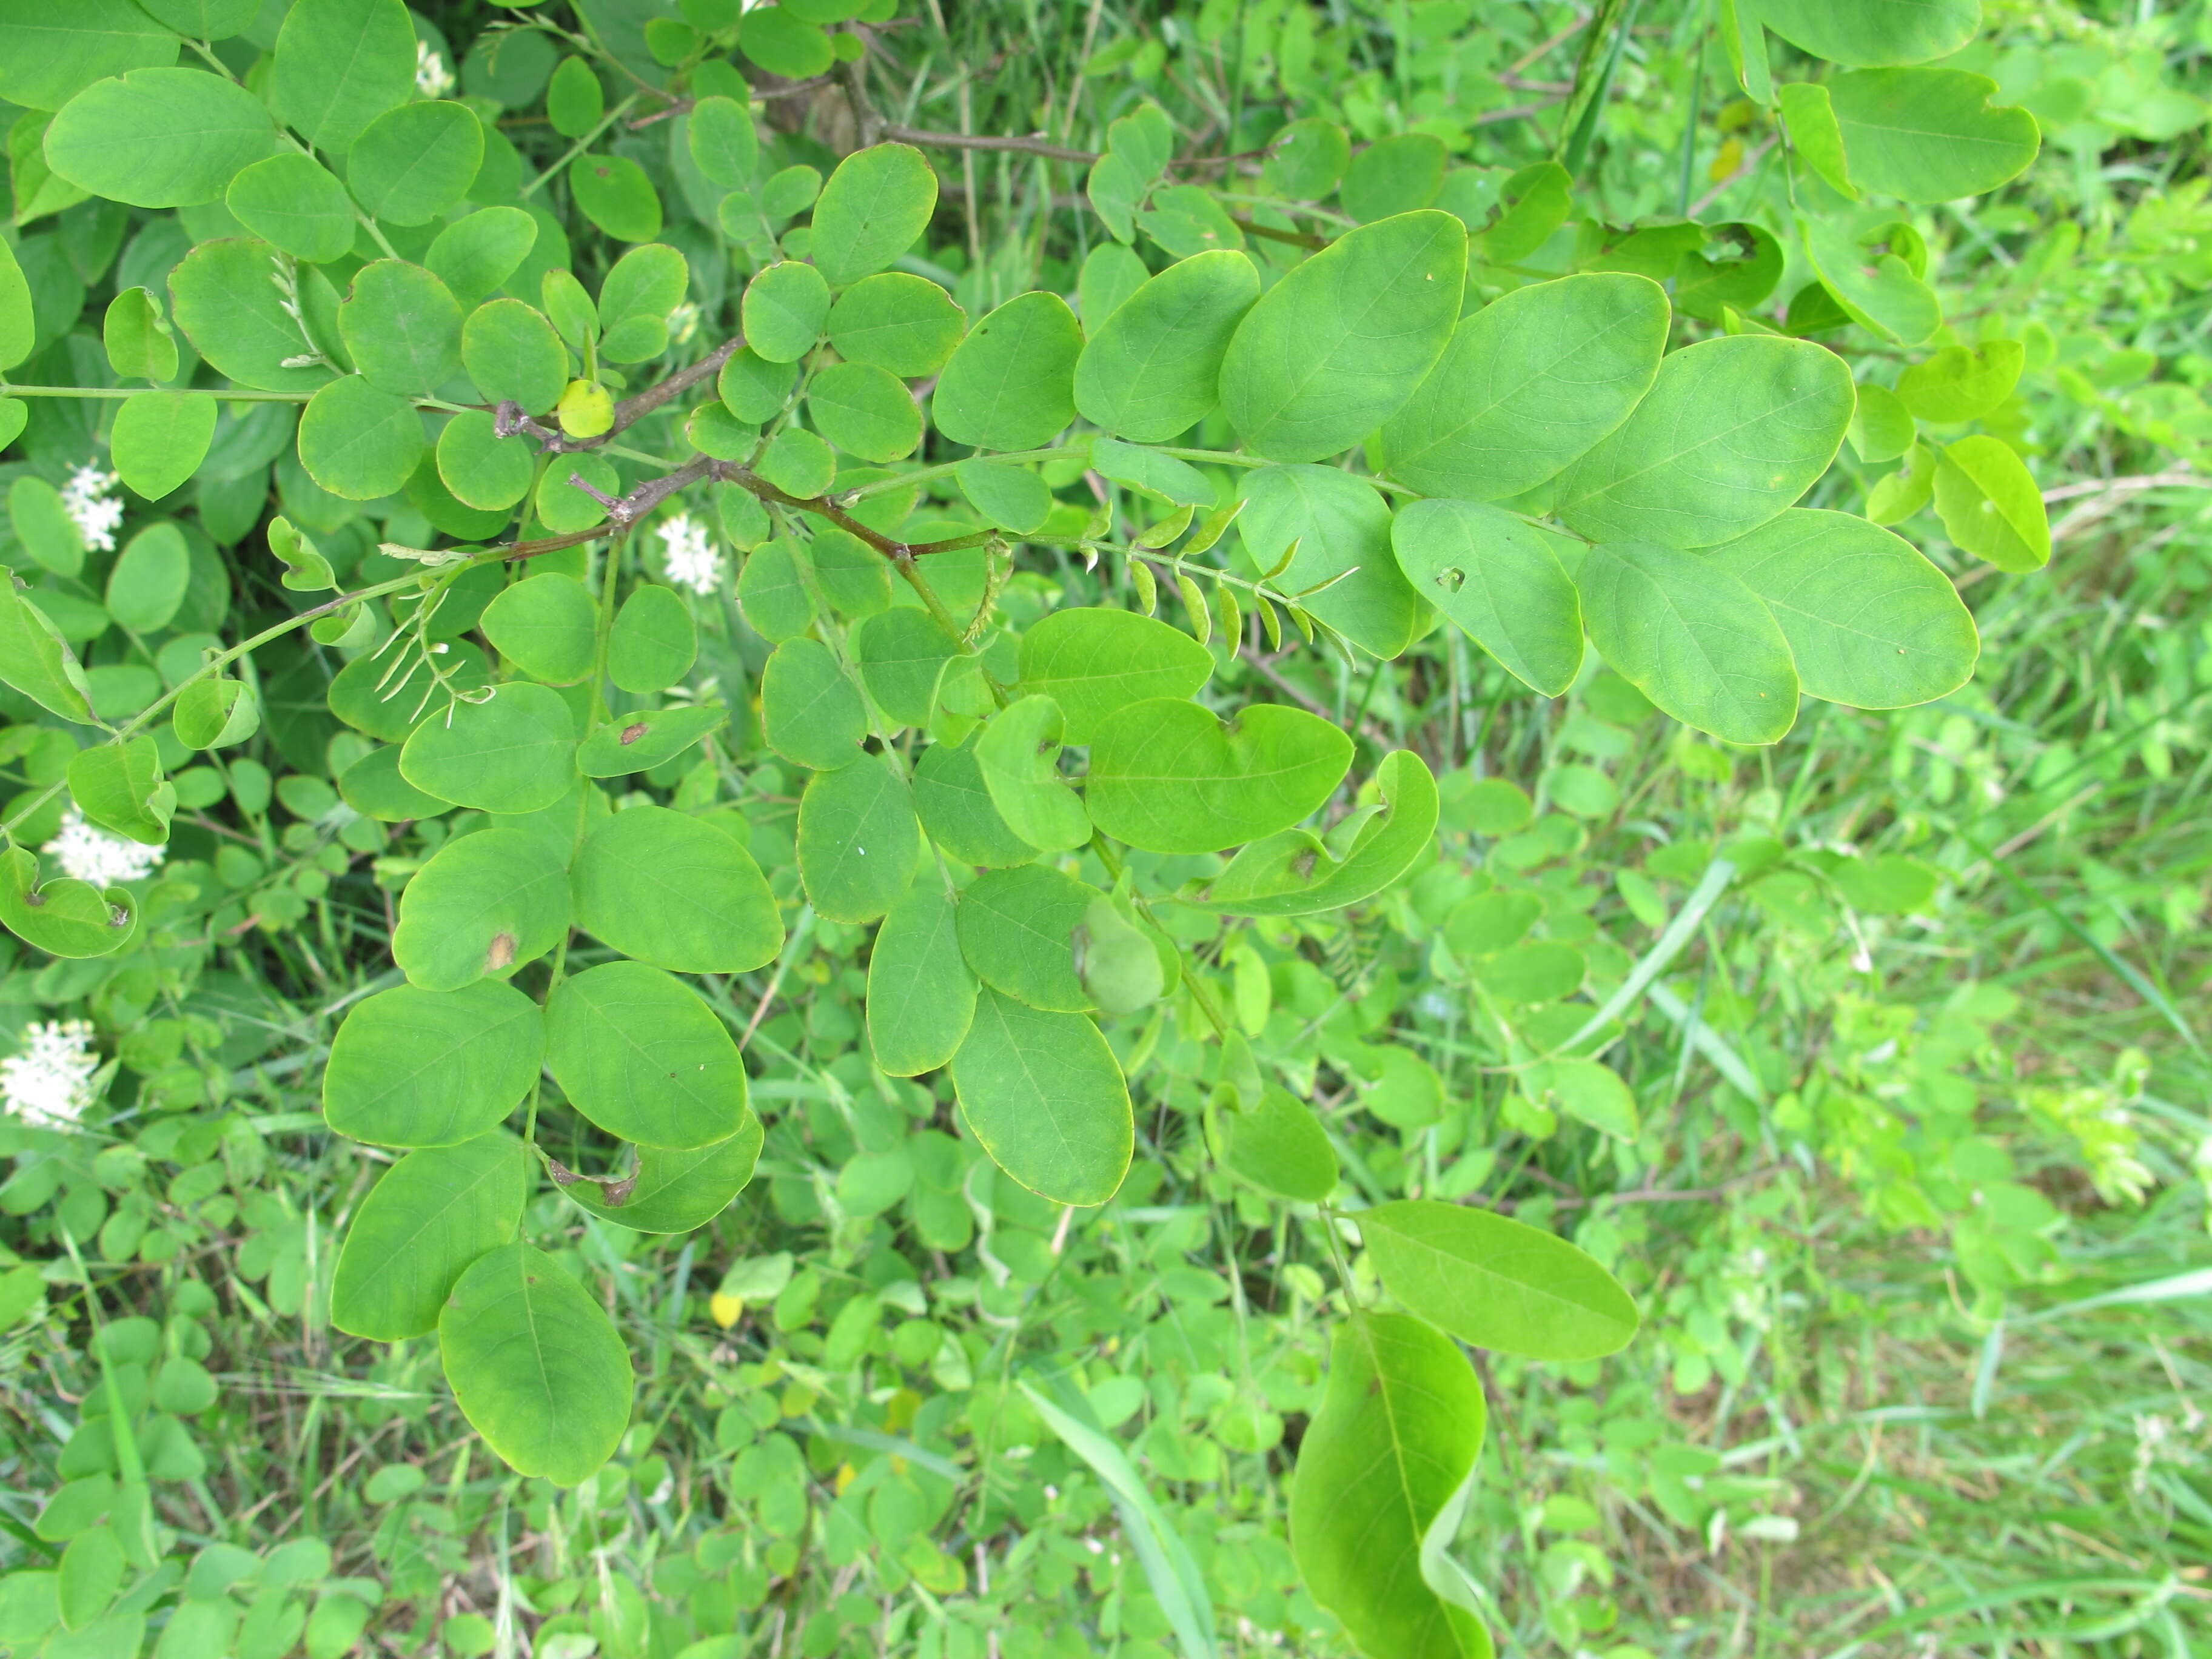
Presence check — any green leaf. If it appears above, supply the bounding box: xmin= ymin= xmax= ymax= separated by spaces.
xmin=109 ymin=392 xmax=215 ymax=503
xmin=853 ymin=606 xmax=960 ymax=728
xmin=1391 ymin=500 xmax=1583 ymax=696
xmin=269 ymin=515 xmax=336 ymax=592
xmin=827 ymin=272 xmax=966 ymax=377
xmin=1576 ymin=540 xmax=1801 ymax=744
xmin=1826 ymin=68 xmax=2039 ymax=202
xmin=741 ymin=260 xmax=830 ymax=363
xmin=1341 ymin=132 xmax=1447 ymax=223
xmin=324 ymin=981 xmax=545 ymax=1146
xmin=481 ymin=573 xmax=597 ymax=683
xmin=0 ymin=0 xmax=176 ymax=113
xmin=571 ymin=803 xmax=782 ymax=974
xmin=224 ymin=153 xmax=357 ymax=264
xmin=1087 ymin=699 xmax=1354 ymax=856
xmin=546 ymin=960 xmax=751 ymax=1149
xmin=1262 ymin=117 xmax=1350 ymax=199
xmin=607 ymin=583 xmax=697 ymax=692
xmin=546 ymin=56 xmax=604 ymax=138
xmin=811 ymin=143 xmax=938 ymax=288
xmin=1703 ymin=508 xmax=1977 ymax=706
xmin=104 ymin=524 xmax=190 ymax=634
xmin=1190 ymin=749 xmax=1438 ymax=917
xmin=808 ymin=361 xmax=921 ymax=462
xmin=44 ymin=69 xmax=276 ymax=209
xmin=598 ymin=243 xmax=687 ymax=363
xmin=68 ymin=739 xmax=171 ymax=845
xmin=1078 ymin=243 xmax=1149 ymax=330
xmin=0 ymin=238 xmax=34 ymax=370
xmin=797 ymin=753 xmax=922 ymax=923
xmin=1532 ymin=1057 xmax=1639 ymax=1138
xmin=956 ymin=864 xmax=1098 ymax=1013
xmin=973 ymin=695 xmax=1090 ymax=853
xmin=718 ymin=344 xmax=798 ymax=423
xmin=1218 ymin=210 xmax=1466 ymax=463
xmin=1213 ymin=1086 xmax=1337 ymax=1202
xmin=1777 ymin=82 xmax=1857 ymax=199
xmin=391 ymin=826 xmax=571 ymax=991
xmin=331 ymin=1131 xmax=526 ymax=1340
xmin=954 ymin=459 xmax=1053 ymax=533
xmin=1090 ymin=436 xmax=1215 ymax=507
xmin=173 ymin=678 xmax=258 ymax=751
xmin=400 ymin=683 xmax=577 ymax=814
xmin=102 ymin=288 xmax=176 ymax=384
xmin=167 ymin=238 xmax=335 ymax=395
xmin=571 ymin=152 xmax=663 ymax=243
xmin=1798 ymin=214 xmax=1939 ymax=345
xmin=1014 ymin=606 xmax=1213 ymax=745
xmin=577 ymin=704 xmax=726 ymax=777
xmin=8 ymin=478 xmax=82 ymax=577
xmin=1932 ymin=434 xmax=2048 ymax=571
xmin=1074 ymin=250 xmax=1260 ymax=443
xmin=762 ymin=637 xmax=868 ymax=771
xmin=1378 ymin=273 xmax=1668 ymax=503
xmin=952 ymin=989 xmax=1131 ymax=1205
xmin=738 ymin=5 xmax=834 ymax=79
xmin=1361 ymin=1199 xmax=1640 ymax=1360
xmin=438 ymin=411 xmax=536 ymax=512
xmin=868 ymin=877 xmax=977 ymax=1076
xmin=688 ymin=95 xmax=759 ymax=189
xmin=337 ymin=743 xmax=449 ymax=820
xmin=1238 ymin=465 xmax=1429 ymax=659
xmin=0 ymin=578 xmax=96 ymax=722
xmin=427 ymin=207 xmax=540 ymax=310
xmin=273 ymin=0 xmax=417 ymax=156
xmin=0 ymin=845 xmax=135 ymax=958
xmin=1555 ymin=335 xmax=1856 ymax=549
xmin=298 ymin=375 xmax=428 ymax=501
xmin=1752 ymin=0 xmax=1978 ymax=66
xmin=439 ymin=1242 xmax=632 ymax=1487
xmin=556 ymin=1122 xmax=764 ymax=1233
xmin=914 ymin=736 xmax=1039 ymax=868
xmin=932 ymin=290 xmax=1084 ymax=452
xmin=347 ymin=100 xmax=483 ymax=226
xmin=1289 ymin=1313 xmax=1493 ymax=1659
xmin=339 ymin=261 xmax=464 ymax=394
xmin=461 ymin=298 xmax=568 ymax=415
xmin=1850 ymin=381 xmax=1917 ymax=462
xmin=1897 ymin=340 xmax=2023 ymax=423
xmin=736 ymin=538 xmax=816 ymax=641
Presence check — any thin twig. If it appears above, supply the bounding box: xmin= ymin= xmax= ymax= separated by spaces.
xmin=879 ymin=122 xmax=1100 ymax=164
xmin=494 ymin=337 xmax=744 ymax=455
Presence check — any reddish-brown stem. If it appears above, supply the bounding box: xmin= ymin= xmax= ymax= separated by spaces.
xmin=497 ymin=337 xmax=745 ymax=457
xmin=498 ymin=459 xmax=995 ymax=565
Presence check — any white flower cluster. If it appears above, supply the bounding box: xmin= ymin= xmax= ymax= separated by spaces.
xmin=657 ymin=512 xmax=724 ymax=596
xmin=61 ymin=463 xmax=124 ymax=553
xmin=0 ymin=1019 xmax=99 ymax=1130
xmin=44 ymin=808 xmax=166 ymax=887
xmin=415 ymin=38 xmax=455 ymax=98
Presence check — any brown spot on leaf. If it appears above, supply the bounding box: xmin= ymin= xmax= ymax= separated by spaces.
xmin=602 ymin=1176 xmax=637 ymax=1208
xmin=620 ymin=721 xmax=649 ymax=745
xmin=486 ymin=931 xmax=517 ymax=971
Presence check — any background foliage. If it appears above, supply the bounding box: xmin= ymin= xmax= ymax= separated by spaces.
xmin=1 ymin=0 xmax=2210 ymax=1656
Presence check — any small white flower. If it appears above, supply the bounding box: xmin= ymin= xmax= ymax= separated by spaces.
xmin=415 ymin=39 xmax=455 ymax=99
xmin=1 ymin=1019 xmax=99 ymax=1130
xmin=61 ymin=464 xmax=124 ymax=553
xmin=657 ymin=512 xmax=723 ymax=596
xmin=44 ymin=809 xmax=165 ymax=888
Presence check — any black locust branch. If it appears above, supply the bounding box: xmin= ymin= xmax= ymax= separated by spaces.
xmin=492 ymin=336 xmax=743 ymax=455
